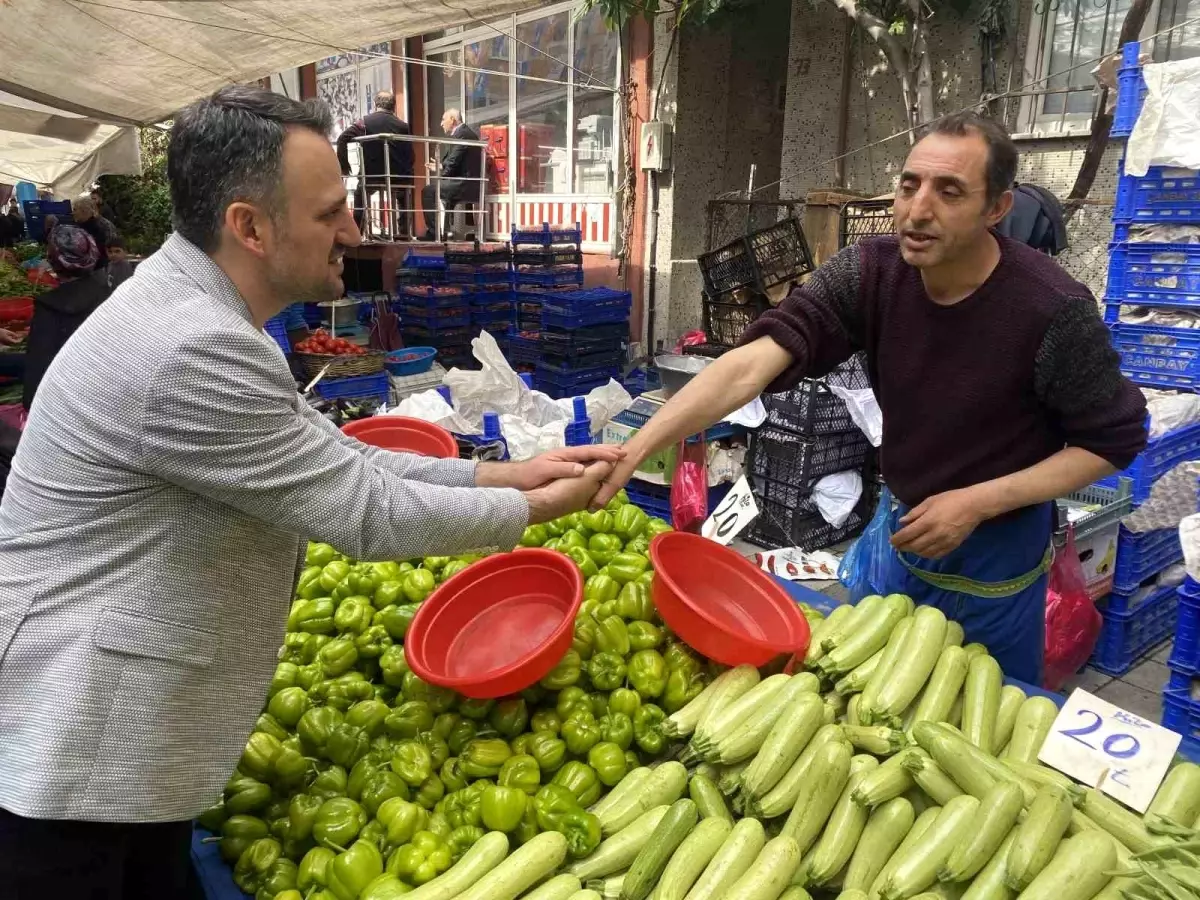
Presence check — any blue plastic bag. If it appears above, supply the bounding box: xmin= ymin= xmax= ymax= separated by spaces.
xmin=838 ymin=487 xmax=894 ymax=601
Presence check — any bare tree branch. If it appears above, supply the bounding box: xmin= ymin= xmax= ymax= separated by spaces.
xmin=827 ymin=0 xmax=919 ymax=130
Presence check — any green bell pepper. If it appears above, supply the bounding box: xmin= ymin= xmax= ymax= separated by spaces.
xmin=318 ymin=637 xmax=359 ymax=678
xmin=514 ymin=801 xmax=540 ymax=846
xmin=544 ymin=516 xmax=568 ymax=537
xmin=607 ymin=687 xmax=641 ymax=719
xmin=439 ymin=559 xmax=469 ymax=581
xmin=498 ymin=754 xmax=541 ymax=795
xmin=527 ymin=732 xmax=566 ymax=775
xmin=320 ymin=560 xmax=352 ymax=593
xmin=488 ymin=698 xmax=528 ymax=738
xmin=267 ymin=687 xmax=310 ymax=730
xmin=529 ymin=710 xmax=561 ymax=735
xmin=628 ymin=649 xmax=667 ymax=699
xmin=312 ymin=797 xmax=367 ymax=850
xmin=358 ymin=819 xmax=387 ymax=853
xmin=414 ymin=773 xmax=445 ymax=810
xmin=254 ymin=712 xmax=290 ymax=743
xmin=625 ymin=749 xmax=641 ymax=772
xmin=587 ymin=742 xmax=627 ymax=787
xmin=481 ymin=784 xmax=527 ymax=833
xmin=532 ymin=783 xmax=581 ymax=832
xmin=372 ymin=560 xmax=402 ymax=580
xmin=564 ymin=545 xmax=599 ymax=579
xmin=561 ymin=714 xmax=601 ymax=756
xmin=539 ymin=649 xmax=582 ymax=691
xmin=598 ymin=712 xmax=634 ymax=751
xmin=386 ymin=831 xmax=451 ymax=885
xmin=633 ymin=703 xmax=667 ymax=755
xmin=295 ymin=663 xmax=324 ymax=692
xmin=288 ymin=598 xmax=336 ymax=635
xmin=345 ymin=699 xmax=389 ymax=738
xmin=510 ymin=733 xmax=533 ymax=757
xmin=333 ymin=596 xmax=375 ymax=636
xmin=401 ymin=672 xmax=457 ymax=714
xmin=586 ymin=651 xmax=627 ymax=692
xmin=274 ymin=744 xmax=309 ymax=790
xmin=627 ymin=620 xmax=663 ymax=652
xmin=353 ymin=625 xmax=392 ymax=660
xmin=582 ymin=509 xmax=614 ymax=534
xmin=327 ymin=839 xmax=383 ymax=900
xmin=605 ymin=488 xmax=629 ymax=511
xmin=447 ymin=825 xmax=485 ymax=862
xmin=456 ymin=697 xmax=494 ymax=721
xmin=613 ymin=506 xmax=648 ymax=541
xmin=378 ymin=645 xmax=409 ymax=688
xmin=298 ymin=558 xmax=327 ymax=592
xmin=555 ymin=686 xmax=589 ymax=721
xmin=440 ymin=757 xmax=468 ymax=793
xmin=443 ymin=787 xmax=484 ymax=829
xmin=310 ymin=765 xmax=349 ymax=801
xmin=558 ymin=808 xmax=603 ymax=859
xmin=607 ymin=551 xmax=649 ymax=585
xmin=285 ymin=794 xmax=323 ymax=844
xmin=615 ymin=582 xmax=654 ymax=621
xmin=460 ymin=738 xmax=511 ymax=779
xmin=663 ymin=640 xmax=702 ymax=674
xmin=374 ymin=603 xmax=420 ymax=641
xmin=233 ymin=837 xmax=283 ymax=894
xmin=645 ymin=517 xmax=672 ymax=536
xmin=225 ymin=773 xmax=272 ymax=815
xmin=625 ymin=534 xmax=651 ymax=557
xmin=358 ymin=874 xmax=411 ymax=900
xmin=417 ymin=732 xmax=450 ymax=770
xmin=520 ymin=523 xmax=549 ymax=547
xmin=587 ymin=692 xmax=609 ymax=718
xmin=446 ymin=719 xmax=476 ymax=756
xmin=268 ymin=662 xmax=299 ymax=699
xmin=422 ymin=556 xmax=450 ymax=574
xmin=431 ymin=712 xmax=460 ymax=740
xmin=298 ymin=846 xmax=335 ymax=893
xmin=559 ymin=529 xmax=587 ymax=552
xmin=402 ymin=569 xmax=436 ymax=604
xmin=391 ymin=741 xmax=433 ymax=788
xmin=307 ymin=542 xmax=338 ymax=567
xmin=572 ymin=613 xmax=598 ymax=662
xmin=587 ymin=533 xmax=623 ymax=567
xmin=372 ymin=579 xmax=404 ymax=610
xmin=348 ymin=758 xmax=380 ymax=801
xmin=383 ymin=700 xmax=432 ymax=740
xmin=552 ymin=761 xmax=601 ymax=806
xmin=319 ymin=673 xmax=375 ymax=711
xmin=583 ymin=573 xmax=620 ymax=606
xmin=543 ymin=538 xmax=563 ymax=552
xmin=219 ymin=815 xmax=270 ymax=864
xmin=361 ymin=771 xmax=410 ymax=818
xmin=197 ymin=802 xmax=228 ymax=834
xmin=594 ymin=616 xmax=630 ymax=656
xmin=376 ymin=797 xmax=427 ymax=848
xmin=663 ymin=668 xmax=705 ymax=713
xmin=327 ymin=724 xmax=370 ymax=769
xmin=279 ymin=633 xmax=312 ymax=665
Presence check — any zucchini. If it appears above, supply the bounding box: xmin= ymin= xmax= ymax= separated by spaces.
xmin=808 ymin=603 xmax=858 ymax=665
xmin=909 ymin=647 xmax=969 ymax=730
xmin=651 ymin=817 xmax=732 ymax=900
xmin=841 ymin=893 xmax=871 ymax=900
xmin=1001 ymin=697 xmax=1059 ymax=765
xmin=879 ymin=794 xmax=980 ymax=900
xmin=943 ymin=621 xmax=965 ymax=650
xmin=817 ymin=594 xmax=914 ymax=677
xmin=1074 ymin=787 xmax=1170 ymax=854
xmin=456 ymin=831 xmax=569 ymax=900
xmin=1010 ymin=831 xmax=1116 ymax=900
xmin=524 ymin=875 xmax=585 ymax=900
xmin=990 ymin=686 xmax=1026 ymax=756
xmin=946 ymin=695 xmax=963 ymax=729
xmin=870 ymin=607 xmax=949 ymax=726
xmin=592 ymin=768 xmax=653 ymax=818
xmin=621 ymin=798 xmax=698 ymax=900
xmin=962 ymin=643 xmax=988 ymax=659
xmin=842 ymin=797 xmax=915 ymax=893
xmin=903 ymin=787 xmax=933 ymax=818
xmin=692 ymin=666 xmax=761 ymax=748
xmin=999 ymin=760 xmax=1073 ymax=795
xmin=403 ymin=830 xmax=509 ymax=900
xmin=682 ymin=816 xmax=767 ymax=900
xmin=695 ymin=674 xmax=792 ymax=755
xmin=913 ymin=722 xmax=999 ymax=800
xmin=852 ymin=750 xmax=916 ymax=808
xmin=961 ymin=655 xmax=1002 ymax=751
xmin=867 ymin=806 xmax=942 ymax=900
xmin=598 ymin=762 xmax=688 ymax=836
xmin=837 ymin=650 xmax=884 ymax=697
xmin=754 ymin=724 xmax=845 ymax=817
xmin=779 ymin=740 xmax=854 ymax=853
xmin=939 ymin=781 xmax=1024 ymax=882
xmin=845 ymin=725 xmax=910 ymax=756
xmin=903 ymin=749 xmax=964 ymax=806
xmin=860 ymin=618 xmax=916 ymax=721
xmin=848 ymin=694 xmax=864 ymax=727
xmin=663 ymin=674 xmax=730 ymax=740
xmin=710 ymin=674 xmax=818 ymax=764
xmin=722 ymin=835 xmax=803 ymax=900
xmin=959 ymin=829 xmax=1016 ymax=900
xmin=1005 ymin=785 xmax=1073 ymax=890
xmin=717 ymin=760 xmax=750 ymax=797
xmin=589 ymin=873 xmax=628 ymax=900
xmin=568 ymin=892 xmax=602 ymax=900
xmin=782 ymin=889 xmax=814 ymax=900
xmin=688 ymin=774 xmax=732 ymax=823
xmin=807 ymin=756 xmax=882 ymax=885
xmin=821 ymin=595 xmax=887 ymax=654
xmin=568 ymin=806 xmax=671 ymax=881
xmin=741 ymin=692 xmax=825 ymax=800
xmin=1145 ymin=762 xmax=1200 ymax=834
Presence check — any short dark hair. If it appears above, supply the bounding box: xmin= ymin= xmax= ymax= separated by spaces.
xmin=375 ymin=91 xmax=396 ymax=112
xmin=920 ymin=111 xmax=1018 ymax=203
xmin=107 ymin=235 xmax=125 ymax=250
xmin=168 ymin=85 xmax=333 ymax=252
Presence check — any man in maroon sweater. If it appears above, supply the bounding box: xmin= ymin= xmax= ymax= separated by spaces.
xmin=597 ymin=113 xmax=1147 ymax=684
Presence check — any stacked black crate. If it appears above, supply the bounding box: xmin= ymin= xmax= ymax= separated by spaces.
xmin=508 ymin=224 xmax=586 ymax=379
xmin=448 ymin=241 xmax=514 ymax=363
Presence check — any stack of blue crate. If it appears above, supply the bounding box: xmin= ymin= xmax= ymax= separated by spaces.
xmin=534 ymin=289 xmax=632 ymax=399
xmin=445 ymin=242 xmax=514 ymax=349
xmin=1163 ymin=577 xmax=1200 ymax=759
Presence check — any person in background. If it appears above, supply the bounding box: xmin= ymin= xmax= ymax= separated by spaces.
xmin=40 ymin=214 xmax=58 ymax=244
xmin=593 ymin=112 xmax=1147 ymax=686
xmin=0 ymin=85 xmax=619 ymax=898
xmin=0 ymin=202 xmax=22 ymax=247
xmin=105 ymin=236 xmax=135 ymax=290
xmin=336 ymin=90 xmax=415 ymax=239
xmin=90 ymin=188 xmax=116 ymax=223
xmin=420 ymin=108 xmax=483 ymax=241
xmin=71 ymin=197 xmax=117 ymax=269
xmin=20 ymin=224 xmax=109 ymax=411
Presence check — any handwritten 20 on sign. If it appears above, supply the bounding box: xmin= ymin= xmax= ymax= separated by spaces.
xmin=1038 ymin=688 xmax=1182 ymax=813
xmin=702 ymin=476 xmax=759 ymax=546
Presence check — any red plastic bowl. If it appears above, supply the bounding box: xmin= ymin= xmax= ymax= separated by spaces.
xmin=650 ymin=531 xmax=811 ymax=667
xmin=405 ymin=548 xmax=583 ymax=699
xmin=341 ymin=416 xmax=459 ymax=457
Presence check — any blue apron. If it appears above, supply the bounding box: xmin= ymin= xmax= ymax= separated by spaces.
xmin=884 ymin=502 xmax=1054 ymax=687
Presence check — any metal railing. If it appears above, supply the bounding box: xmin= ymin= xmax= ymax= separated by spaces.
xmin=346 ymin=132 xmax=489 ymax=243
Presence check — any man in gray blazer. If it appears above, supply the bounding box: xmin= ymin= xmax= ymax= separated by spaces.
xmin=0 ymin=86 xmax=617 ymax=898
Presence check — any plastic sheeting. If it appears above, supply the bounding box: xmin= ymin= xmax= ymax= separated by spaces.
xmin=0 ymin=0 xmax=544 ymax=125
xmin=1125 ymin=56 xmax=1200 ymax=176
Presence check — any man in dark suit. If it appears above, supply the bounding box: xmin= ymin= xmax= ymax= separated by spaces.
xmin=421 ymin=109 xmax=484 ymax=240
xmin=336 ymin=90 xmax=415 ymax=238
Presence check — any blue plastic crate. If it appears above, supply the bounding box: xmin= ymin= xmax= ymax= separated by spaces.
xmin=401 ymin=248 xmax=446 ymax=270
xmin=623 ymin=367 xmax=662 ymax=395
xmin=264 ymin=316 xmax=290 ymax=354
xmin=314 ymin=372 xmax=390 ymax=403
xmin=400 ymin=306 xmax=471 ymax=330
xmin=402 ymin=325 xmax=473 ymax=348
xmin=511 ymin=223 xmax=583 ymax=246
xmin=1107 ymin=243 xmax=1200 ymax=308
xmin=445 ymin=267 xmax=513 ymax=285
xmin=1112 ymin=323 xmax=1200 ymax=391
xmin=1111 ymin=65 xmax=1147 ymax=138
xmin=1095 ymin=419 xmax=1200 ymax=504
xmin=536 ymin=374 xmax=615 ymax=400
xmin=1089 ymin=582 xmax=1179 ymax=676
xmin=1114 ymin=162 xmax=1200 ymax=224
xmin=471 ymin=286 xmax=514 ymax=306
xmin=1168 ymin=580 xmax=1200 ymax=673
xmin=625 ymin=478 xmax=733 ymax=528
xmin=396 ymin=285 xmax=470 ymax=308
xmin=537 ymin=349 xmax=627 ymax=375
xmin=535 ymin=366 xmax=620 ymax=391
xmin=471 ymin=306 xmax=514 ymax=326
xmin=515 ymin=267 xmax=586 ymax=288
xmin=1161 ymin=687 xmax=1200 ymax=761
xmin=541 ymin=288 xmax=632 ymax=330
xmin=1113 ymin=526 xmax=1183 ymax=595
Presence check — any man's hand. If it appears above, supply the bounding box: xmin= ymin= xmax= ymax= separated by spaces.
xmin=0 ymin=328 xmax=20 ymax=346
xmin=890 ymin=487 xmax=986 ymax=559
xmin=478 ymin=445 xmax=625 ymax=492
xmin=525 ymin=460 xmax=615 ymax=524
xmin=590 ymin=451 xmax=642 ymax=509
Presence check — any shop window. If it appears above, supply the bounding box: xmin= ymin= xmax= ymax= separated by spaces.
xmin=427 ymin=50 xmax=463 ymax=135
xmin=516 ymin=13 xmax=570 ymax=193
xmin=465 ymin=36 xmax=511 ymax=130
xmin=573 ymin=5 xmax=617 ymax=195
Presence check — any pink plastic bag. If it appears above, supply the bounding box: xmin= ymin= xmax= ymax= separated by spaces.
xmin=1043 ymin=526 xmax=1103 ymax=691
xmin=673 ymin=330 xmax=707 ymax=354
xmin=670 ymin=440 xmax=708 ymax=533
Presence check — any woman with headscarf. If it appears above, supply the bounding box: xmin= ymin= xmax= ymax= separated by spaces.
xmin=22 ymin=225 xmax=110 ymax=410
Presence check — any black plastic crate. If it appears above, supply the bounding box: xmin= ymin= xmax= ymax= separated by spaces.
xmin=513 ymin=248 xmax=584 ymax=268
xmin=682 ymin=343 xmax=730 ymax=359
xmin=541 ymin=323 xmax=628 ymax=353
xmin=702 ymin=294 xmax=769 ymax=348
xmin=748 ymin=427 xmax=874 ymax=485
xmin=840 ymin=199 xmax=894 ymax=249
xmin=444 ymin=241 xmax=512 ymax=267
xmin=401 ymin=326 xmax=474 ymax=348
xmin=697 ymin=218 xmax=815 ymax=297
xmin=538 ymin=347 xmax=627 ymax=374
xmin=762 ymin=354 xmax=870 ymax=436
xmin=746 ymin=470 xmax=881 ymax=550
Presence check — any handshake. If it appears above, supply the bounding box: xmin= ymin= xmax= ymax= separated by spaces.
xmin=476 ymin=445 xmax=641 ymax=524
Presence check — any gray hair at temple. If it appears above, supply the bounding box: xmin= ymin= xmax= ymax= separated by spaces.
xmin=167 ymin=85 xmax=333 ymax=253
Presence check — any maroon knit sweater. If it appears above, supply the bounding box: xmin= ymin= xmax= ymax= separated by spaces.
xmin=740 ymin=235 xmax=1148 ymax=507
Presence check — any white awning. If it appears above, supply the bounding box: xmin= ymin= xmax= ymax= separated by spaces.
xmin=0 ymin=0 xmax=542 ymax=125
xmin=0 ymin=91 xmax=140 ymax=199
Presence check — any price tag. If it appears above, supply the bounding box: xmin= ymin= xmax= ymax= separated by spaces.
xmin=701 ymin=476 xmax=759 ymax=545
xmin=1038 ymin=688 xmax=1181 ymax=812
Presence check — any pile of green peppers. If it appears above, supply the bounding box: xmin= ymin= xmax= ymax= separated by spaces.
xmin=201 ymin=490 xmax=713 ymax=900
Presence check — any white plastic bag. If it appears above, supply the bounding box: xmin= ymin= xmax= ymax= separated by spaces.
xmin=813 ymin=470 xmax=863 ymax=528
xmin=828 ymin=385 xmax=882 ymax=447
xmin=1181 ymin=513 xmax=1200 ymax=582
